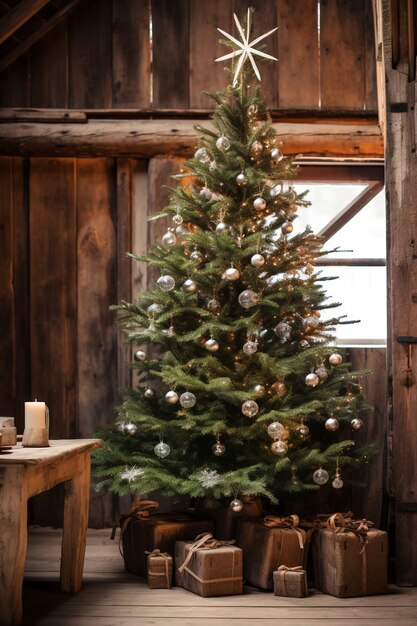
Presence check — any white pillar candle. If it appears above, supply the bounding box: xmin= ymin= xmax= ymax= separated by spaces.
xmin=25 ymin=400 xmax=46 ymax=429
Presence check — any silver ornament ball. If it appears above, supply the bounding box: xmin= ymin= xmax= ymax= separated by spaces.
xmin=199 ymin=186 xmax=212 ymax=201
xmin=180 ymin=391 xmax=196 ymax=408
xmin=253 ymin=197 xmax=266 ymax=211
xmin=274 ymin=322 xmax=291 ymax=342
xmin=124 ymin=422 xmax=138 ymax=436
xmin=144 ymin=388 xmax=155 ymax=399
xmin=238 ymin=289 xmax=259 ymax=309
xmin=165 ymin=390 xmax=179 ymax=404
xmin=205 ymin=338 xmax=219 ymax=352
xmin=332 ymin=476 xmax=344 ymax=489
xmin=190 ymin=250 xmax=204 ymax=264
xmin=251 ymin=253 xmax=265 ymax=268
xmin=325 ymin=417 xmax=340 ymax=432
xmin=157 ymin=274 xmax=175 ymax=291
xmin=305 ymin=372 xmax=320 ymax=388
xmin=134 ymin=350 xmax=146 ymax=362
xmin=253 ymin=384 xmax=266 ymax=397
xmin=216 ymin=221 xmax=229 ymax=234
xmin=315 ymin=367 xmax=328 ymax=381
xmin=194 ymin=147 xmax=210 ymax=163
xmin=183 ymin=279 xmax=197 ymax=293
xmin=212 ymin=442 xmax=226 ymax=456
xmin=236 ymin=172 xmax=247 ymax=186
xmin=172 ymin=213 xmax=183 ymax=225
xmin=147 ymin=303 xmax=163 ymax=314
xmin=271 ymin=439 xmax=288 ymax=456
xmin=243 ymin=340 xmax=258 ymax=355
xmin=230 ymin=498 xmax=243 ymax=512
xmin=267 ymin=421 xmax=284 ymax=440
xmin=223 ymin=267 xmax=240 ymax=281
xmin=154 ymin=441 xmax=171 ymax=458
xmin=250 ymin=140 xmax=263 ymax=157
xmin=207 ymin=298 xmax=221 ymax=312
xmin=216 ymin=135 xmax=230 ymax=151
xmin=351 ymin=417 xmax=364 ymax=431
xmin=313 ymin=468 xmax=329 ymax=485
xmin=329 ymin=353 xmax=343 ymax=366
xmin=162 ymin=229 xmax=177 ymax=246
xmin=241 ymin=400 xmax=259 ymax=418
xmin=271 ymin=147 xmax=284 ymax=161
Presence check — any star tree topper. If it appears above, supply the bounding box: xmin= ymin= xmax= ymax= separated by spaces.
xmin=216 ymin=9 xmax=278 ymax=86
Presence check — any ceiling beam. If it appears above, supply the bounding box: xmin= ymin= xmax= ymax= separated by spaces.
xmin=0 ymin=0 xmax=82 ymax=72
xmin=0 ymin=0 xmax=50 ymax=45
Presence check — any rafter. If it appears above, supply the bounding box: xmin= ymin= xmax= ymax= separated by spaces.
xmin=0 ymin=0 xmax=50 ymax=45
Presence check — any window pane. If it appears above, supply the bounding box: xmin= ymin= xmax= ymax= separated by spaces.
xmin=318 ymin=266 xmax=387 ymax=346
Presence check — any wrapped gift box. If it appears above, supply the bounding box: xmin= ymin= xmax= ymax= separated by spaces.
xmin=273 ymin=565 xmax=308 ymax=597
xmin=120 ymin=506 xmax=214 ymax=576
xmin=312 ymin=514 xmax=388 ymax=597
xmin=146 ymin=549 xmax=173 ymax=589
xmin=237 ymin=515 xmax=308 ymax=590
xmin=210 ymin=497 xmax=264 ymax=540
xmin=175 ymin=533 xmax=243 ymax=597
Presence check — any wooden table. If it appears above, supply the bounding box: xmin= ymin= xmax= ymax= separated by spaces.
xmin=0 ymin=439 xmax=102 ymax=626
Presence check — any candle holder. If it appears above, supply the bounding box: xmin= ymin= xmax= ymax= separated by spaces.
xmin=22 ymin=406 xmax=50 ymax=447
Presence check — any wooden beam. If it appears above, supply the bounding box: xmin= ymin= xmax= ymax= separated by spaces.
xmin=0 ymin=119 xmax=384 ymax=158
xmin=0 ymin=0 xmax=50 ymax=45
xmin=0 ymin=0 xmax=82 ymax=73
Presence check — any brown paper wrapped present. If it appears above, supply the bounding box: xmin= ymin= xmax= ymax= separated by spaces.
xmin=312 ymin=513 xmax=388 ymax=597
xmin=273 ymin=565 xmax=308 ymax=597
xmin=120 ymin=499 xmax=214 ymax=576
xmin=145 ymin=549 xmax=173 ymax=589
xmin=237 ymin=515 xmax=308 ymax=589
xmin=175 ymin=532 xmax=243 ymax=597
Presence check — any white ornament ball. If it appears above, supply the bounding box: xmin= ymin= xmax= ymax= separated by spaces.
xmin=216 ymin=135 xmax=230 ymax=151
xmin=236 ymin=172 xmax=247 ymax=186
xmin=183 ymin=279 xmax=197 ymax=293
xmin=238 ymin=289 xmax=259 ymax=309
xmin=172 ymin=213 xmax=183 ymax=225
xmin=190 ymin=250 xmax=204 ymax=264
xmin=207 ymin=298 xmax=220 ymax=312
xmin=243 ymin=340 xmax=258 ymax=355
xmin=329 ymin=353 xmax=343 ymax=366
xmin=271 ymin=147 xmax=283 ymax=161
xmin=144 ymin=388 xmax=155 ymax=399
xmin=271 ymin=440 xmax=288 ymax=456
xmin=223 ymin=267 xmax=240 ymax=281
xmin=165 ymin=390 xmax=179 ymax=404
xmin=332 ymin=476 xmax=344 ymax=489
xmin=267 ymin=421 xmax=284 ymax=440
xmin=351 ymin=417 xmax=364 ymax=431
xmin=305 ymin=372 xmax=320 ymax=387
xmin=180 ymin=391 xmax=196 ymax=408
xmin=154 ymin=441 xmax=171 ymax=458
xmin=199 ymin=186 xmax=212 ymax=201
xmin=212 ymin=442 xmax=226 ymax=456
xmin=313 ymin=468 xmax=329 ymax=485
xmin=251 ymin=253 xmax=265 ymax=268
xmin=253 ymin=197 xmax=266 ymax=211
xmin=162 ymin=229 xmax=177 ymax=246
xmin=241 ymin=400 xmax=259 ymax=417
xmin=216 ymin=221 xmax=229 ymax=234
xmin=134 ymin=350 xmax=146 ymax=362
xmin=194 ymin=147 xmax=210 ymax=163
xmin=157 ymin=274 xmax=175 ymax=291
xmin=281 ymin=221 xmax=293 ymax=234
xmin=124 ymin=422 xmax=138 ymax=436
xmin=205 ymin=338 xmax=219 ymax=352
xmin=325 ymin=417 xmax=340 ymax=431
xmin=230 ymin=498 xmax=243 ymax=512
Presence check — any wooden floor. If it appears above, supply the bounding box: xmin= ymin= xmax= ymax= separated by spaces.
xmin=22 ymin=528 xmax=417 ymax=626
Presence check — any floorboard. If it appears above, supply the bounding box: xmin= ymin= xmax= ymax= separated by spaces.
xmin=21 ymin=528 xmax=417 ymax=626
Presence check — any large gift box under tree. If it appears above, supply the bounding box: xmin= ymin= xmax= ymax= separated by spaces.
xmin=312 ymin=513 xmax=388 ymax=597
xmin=237 ymin=515 xmax=308 ymax=589
xmin=198 ymin=496 xmax=265 ymax=540
xmin=175 ymin=533 xmax=243 ymax=597
xmin=120 ymin=500 xmax=214 ymax=576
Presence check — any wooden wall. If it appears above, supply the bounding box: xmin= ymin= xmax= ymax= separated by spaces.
xmin=0 ymin=0 xmax=377 ymax=112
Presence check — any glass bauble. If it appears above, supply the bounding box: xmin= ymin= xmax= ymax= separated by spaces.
xmin=223 ymin=267 xmax=240 ymax=281
xmin=216 ymin=221 xmax=229 ymax=233
xmin=205 ymin=338 xmax=219 ymax=352
xmin=154 ymin=441 xmax=171 ymax=458
xmin=199 ymin=186 xmax=212 ymax=201
xmin=281 ymin=221 xmax=293 ymax=234
xmin=238 ymin=289 xmax=259 ymax=309
xmin=271 ymin=147 xmax=283 ymax=161
xmin=147 ymin=303 xmax=163 ymax=314
xmin=180 ymin=392 xmax=196 ymax=408
xmin=207 ymin=298 xmax=220 ymax=312
xmin=297 ymin=423 xmax=310 ymax=436
xmin=243 ymin=340 xmax=258 ymax=355
xmin=315 ymin=367 xmax=328 ymax=381
xmin=230 ymin=498 xmax=243 ymax=512
xmin=325 ymin=417 xmax=339 ymax=431
xmin=332 ymin=475 xmax=344 ymax=489
xmin=194 ymin=147 xmax=210 ymax=163
xmin=351 ymin=417 xmax=364 ymax=431
xmin=157 ymin=274 xmax=175 ymax=291
xmin=253 ymin=384 xmax=266 ymax=397
xmin=271 ymin=440 xmax=288 ymax=456
xmin=305 ymin=372 xmax=320 ymax=387
xmin=250 ymin=140 xmax=263 ymax=157
xmin=190 ymin=250 xmax=204 ymax=264
xmin=251 ymin=253 xmax=265 ymax=267
xmin=175 ymin=225 xmax=188 ymax=236
xmin=183 ymin=279 xmax=197 ymax=293
xmin=124 ymin=422 xmax=138 ymax=436
xmin=274 ymin=322 xmax=291 ymax=342
xmin=172 ymin=213 xmax=183 ymax=225
xmin=144 ymin=388 xmax=154 ymax=399
xmin=216 ymin=135 xmax=230 ymax=151
xmin=162 ymin=229 xmax=177 ymax=246
xmin=241 ymin=400 xmax=259 ymax=417
xmin=212 ymin=442 xmax=226 ymax=456
xmin=329 ymin=353 xmax=343 ymax=366
xmin=236 ymin=172 xmax=247 ymax=186
xmin=134 ymin=350 xmax=146 ymax=362
xmin=253 ymin=197 xmax=266 ymax=211
xmin=165 ymin=390 xmax=179 ymax=404
xmin=313 ymin=468 xmax=329 ymax=485
xmin=267 ymin=421 xmax=284 ymax=440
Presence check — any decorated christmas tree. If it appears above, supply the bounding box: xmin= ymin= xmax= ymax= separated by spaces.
xmin=94 ymin=10 xmax=370 ymax=512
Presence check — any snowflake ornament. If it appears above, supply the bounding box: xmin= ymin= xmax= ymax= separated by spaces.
xmin=196 ymin=468 xmax=222 ymax=489
xmin=120 ymin=466 xmax=144 ymax=483
xmin=216 ymin=10 xmax=278 ymax=86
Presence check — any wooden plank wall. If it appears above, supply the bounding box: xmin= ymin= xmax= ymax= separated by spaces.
xmin=0 ymin=0 xmax=377 ymax=111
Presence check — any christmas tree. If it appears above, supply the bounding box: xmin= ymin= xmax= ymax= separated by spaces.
xmin=94 ymin=10 xmax=370 ymax=511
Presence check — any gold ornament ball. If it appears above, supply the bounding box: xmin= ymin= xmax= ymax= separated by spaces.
xmin=272 ymin=381 xmax=287 ymax=398
xmin=253 ymin=384 xmax=266 ymax=397
xmin=281 ymin=222 xmax=293 ymax=234
xmin=305 ymin=372 xmax=319 ymax=387
xmin=183 ymin=279 xmax=197 ymax=293
xmin=297 ymin=423 xmax=310 ymax=436
xmin=251 ymin=253 xmax=265 ymax=268
xmin=271 ymin=439 xmax=288 ymax=456
xmin=212 ymin=442 xmax=226 ymax=456
xmin=329 ymin=353 xmax=343 ymax=366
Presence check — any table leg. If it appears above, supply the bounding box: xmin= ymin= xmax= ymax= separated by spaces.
xmin=60 ymin=451 xmax=90 ymax=593
xmin=0 ymin=466 xmax=28 ymax=626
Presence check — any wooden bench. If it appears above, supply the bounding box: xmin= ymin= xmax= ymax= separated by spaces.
xmin=0 ymin=439 xmax=102 ymax=625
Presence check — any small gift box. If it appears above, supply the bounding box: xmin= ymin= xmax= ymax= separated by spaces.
xmin=120 ymin=499 xmax=214 ymax=576
xmin=175 ymin=532 xmax=243 ymax=597
xmin=146 ymin=549 xmax=173 ymax=589
xmin=312 ymin=513 xmax=388 ymax=598
xmin=273 ymin=565 xmax=308 ymax=597
xmin=237 ymin=515 xmax=308 ymax=590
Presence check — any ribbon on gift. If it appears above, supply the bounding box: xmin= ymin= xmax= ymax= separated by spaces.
xmin=263 ymin=515 xmax=306 ymax=550
xmin=324 ymin=512 xmax=374 ymax=553
xmin=178 ymin=533 xmax=241 ymax=586
xmin=145 ymin=548 xmax=172 ymax=588
xmin=115 ymin=498 xmax=159 ymax=553
xmin=277 ymin=565 xmax=308 ymax=597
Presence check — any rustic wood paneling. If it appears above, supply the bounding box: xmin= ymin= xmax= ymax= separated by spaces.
xmin=277 ymin=0 xmax=319 ymax=109
xmin=189 ymin=0 xmax=231 ymax=108
xmin=365 ymin=0 xmax=378 ymax=111
xmin=29 ymin=19 xmax=67 ymax=108
xmin=320 ymin=0 xmax=368 ymax=110
xmin=232 ymin=0 xmax=278 ymax=108
xmin=112 ymin=0 xmax=151 ymax=108
xmin=0 ymin=54 xmax=29 ymax=106
xmin=151 ymin=0 xmax=190 ymax=108
xmin=29 ymin=158 xmax=77 ymax=438
xmin=68 ymin=0 xmax=112 ymax=108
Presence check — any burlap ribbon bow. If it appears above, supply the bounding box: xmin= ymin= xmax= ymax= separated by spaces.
xmin=324 ymin=512 xmax=374 ymax=553
xmin=178 ymin=533 xmax=241 ymax=585
xmin=277 ymin=565 xmax=307 ymax=596
xmin=263 ymin=515 xmax=306 ymax=550
xmin=145 ymin=548 xmax=172 ymax=588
